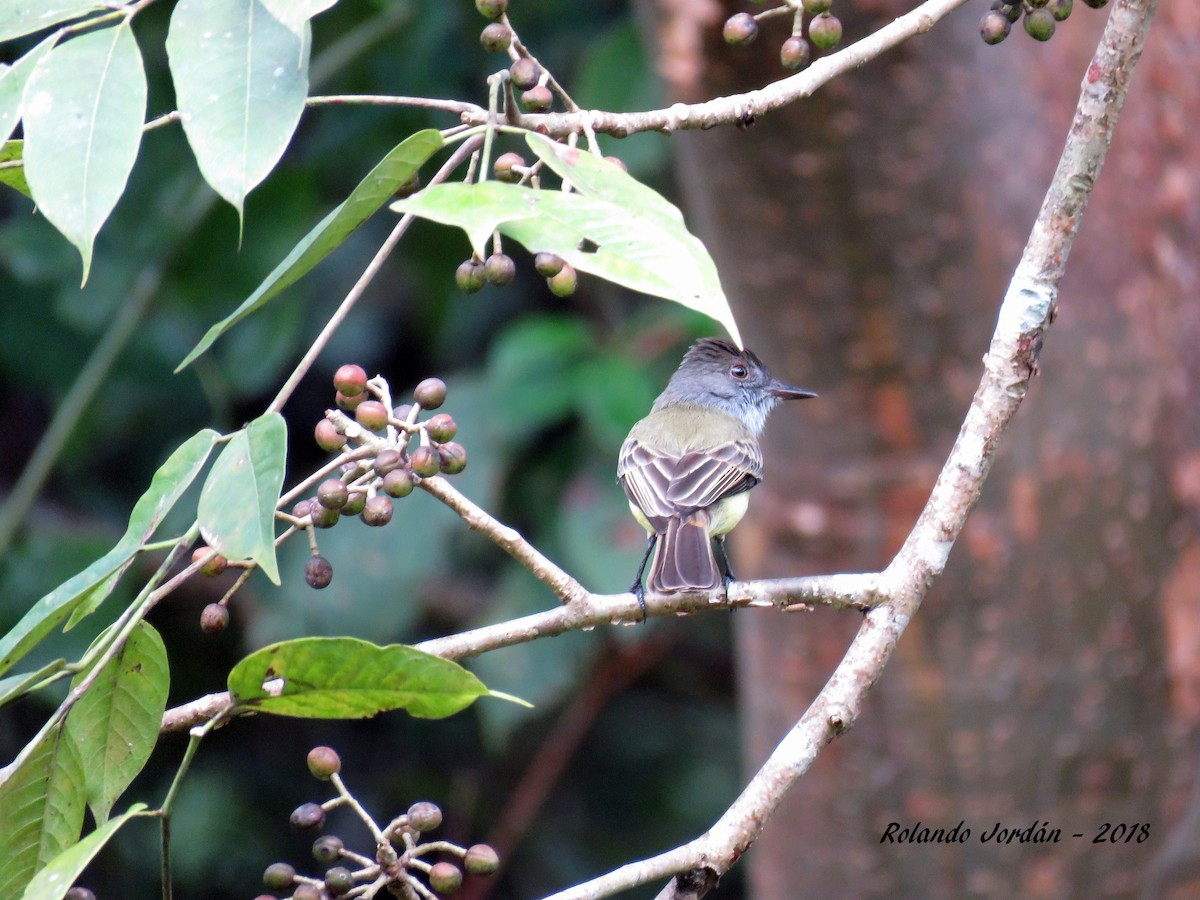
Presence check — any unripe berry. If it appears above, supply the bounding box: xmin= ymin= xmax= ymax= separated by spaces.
xmin=802 ymin=0 xmax=832 ymax=13
xmin=1048 ymin=0 xmax=1072 ymax=21
xmin=464 ymin=844 xmax=500 ymax=876
xmin=534 ymin=252 xmax=564 ymax=277
xmin=383 ymin=468 xmax=416 ymax=498
xmin=192 ymin=545 xmax=228 ymax=576
xmin=484 ymin=253 xmax=517 ymax=285
xmin=333 ymin=364 xmax=368 ymax=397
xmin=480 ymin=21 xmax=511 ymax=52
xmin=341 ymin=491 xmax=366 ymax=516
xmin=313 ymin=834 xmax=344 ymax=865
xmin=509 ymin=57 xmax=541 ymax=91
xmin=317 ymin=479 xmax=349 ymax=510
xmin=290 ymin=802 xmax=326 ymax=832
xmin=493 ymin=152 xmax=525 ymax=183
xmin=324 ymin=865 xmax=354 ymax=896
xmin=374 ymin=448 xmax=404 ymax=475
xmin=409 ymin=445 xmax=441 ymax=477
xmin=315 ymin=418 xmax=346 ymax=452
xmin=1023 ymin=7 xmax=1055 ymax=40
xmin=335 ymin=389 xmax=366 ymax=412
xmin=429 ymin=861 xmax=463 ymax=894
xmin=455 ymin=259 xmax=486 ymax=293
xmin=304 ymin=555 xmax=334 ymax=589
xmin=414 ymin=377 xmax=447 ymax=409
xmin=355 ymin=399 xmax=389 ymax=431
xmin=309 ymin=504 xmax=340 ymax=529
xmin=293 ymin=498 xmax=314 ymax=520
xmin=292 ymin=885 xmax=322 ymax=900
xmin=263 ymin=862 xmax=296 ymax=890
xmin=807 ymin=13 xmax=842 ymax=50
xmin=475 ymin=0 xmax=507 ymax=19
xmin=362 ymin=495 xmax=394 ymax=526
xmin=200 ymin=603 xmax=229 ymax=634
xmin=407 ymin=801 xmax=443 ymax=832
xmin=520 ymin=85 xmax=553 ymax=113
xmin=1081 ymin=0 xmax=1108 ymax=7
xmin=307 ymin=745 xmax=342 ymax=780
xmin=780 ymin=36 xmax=811 ymax=70
xmin=979 ymin=10 xmax=1010 ymax=44
xmin=547 ymin=263 xmax=577 ymax=297
xmin=722 ymin=13 xmax=758 ymax=47
xmin=438 ymin=442 xmax=468 ymax=475
xmin=427 ymin=413 xmax=458 ymax=442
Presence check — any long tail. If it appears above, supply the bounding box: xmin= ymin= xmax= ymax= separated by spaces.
xmin=648 ymin=511 xmax=721 ymax=594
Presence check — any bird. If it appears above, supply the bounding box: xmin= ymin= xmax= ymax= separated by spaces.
xmin=617 ymin=337 xmax=816 ymax=613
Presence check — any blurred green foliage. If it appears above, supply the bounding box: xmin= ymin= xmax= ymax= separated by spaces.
xmin=0 ymin=2 xmax=746 ymax=897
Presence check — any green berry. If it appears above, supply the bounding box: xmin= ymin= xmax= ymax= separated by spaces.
xmin=317 ymin=479 xmax=349 ymax=510
xmin=341 ymin=491 xmax=366 ymax=516
xmin=484 ymin=253 xmax=517 ymax=285
xmin=427 ymin=413 xmax=457 ymax=442
xmin=520 ymin=85 xmax=553 ymax=113
xmin=310 ymin=504 xmax=340 ymax=529
xmin=464 ymin=844 xmax=500 ymax=876
xmin=437 ymin=442 xmax=468 ymax=475
xmin=429 ymin=861 xmax=463 ymax=894
xmin=1023 ymin=7 xmax=1055 ymax=40
xmin=313 ymin=834 xmax=344 ymax=865
xmin=979 ymin=10 xmax=1010 ymax=44
xmin=547 ymin=263 xmax=577 ymax=297
xmin=324 ymin=865 xmax=354 ymax=896
xmin=722 ymin=12 xmax=758 ymax=46
xmin=1048 ymin=0 xmax=1072 ymax=21
xmin=534 ymin=252 xmax=564 ymax=277
xmin=455 ymin=259 xmax=486 ymax=293
xmin=409 ymin=445 xmax=441 ymax=477
xmin=802 ymin=0 xmax=832 ymax=12
xmin=263 ymin=862 xmax=296 ymax=890
xmin=475 ymin=0 xmax=507 ymax=19
xmin=493 ymin=152 xmax=525 ymax=183
xmin=807 ymin=13 xmax=842 ymax=49
xmin=382 ymin=468 xmax=415 ymax=497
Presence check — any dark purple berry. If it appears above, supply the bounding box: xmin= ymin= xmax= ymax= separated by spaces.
xmin=290 ymin=802 xmax=326 ymax=832
xmin=722 ymin=12 xmax=758 ymax=46
xmin=304 ymin=555 xmax=334 ymax=589
xmin=509 ymin=57 xmax=541 ymax=91
xmin=414 ymin=377 xmax=447 ymax=409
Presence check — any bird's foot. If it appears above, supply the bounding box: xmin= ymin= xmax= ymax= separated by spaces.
xmin=629 ymin=581 xmax=647 ymax=622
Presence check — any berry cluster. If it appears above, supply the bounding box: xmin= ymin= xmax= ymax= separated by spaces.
xmin=723 ymin=0 xmax=844 ymax=72
xmin=980 ymin=0 xmax=1108 ymax=45
xmin=256 ymin=746 xmax=499 ymax=899
xmin=473 ymin=1 xmax=555 ymax=114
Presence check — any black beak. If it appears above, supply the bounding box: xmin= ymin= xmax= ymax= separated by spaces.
xmin=769 ymin=381 xmax=818 ymax=400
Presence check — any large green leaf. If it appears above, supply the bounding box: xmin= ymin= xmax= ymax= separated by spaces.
xmin=0 ymin=726 xmax=86 ymax=897
xmin=63 ymin=623 xmax=169 ymax=824
xmin=0 ymin=32 xmax=58 ymax=148
xmin=0 ymin=659 xmax=67 ymax=711
xmin=0 ymin=429 xmax=220 ymax=678
xmin=198 ymin=413 xmax=286 ymax=585
xmin=227 ymin=637 xmax=500 ymax=719
xmin=0 ymin=139 xmax=30 ymax=198
xmin=166 ymin=0 xmax=309 ymax=220
xmin=176 ymin=129 xmax=444 ymax=371
xmin=0 ymin=2 xmax=103 ymax=43
xmin=21 ymin=804 xmax=150 ymax=900
xmin=21 ymin=22 xmax=146 ymax=284
xmin=390 ymin=166 xmax=743 ymax=345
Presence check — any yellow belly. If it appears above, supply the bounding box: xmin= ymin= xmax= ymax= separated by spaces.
xmin=628 ymin=490 xmax=750 ymax=538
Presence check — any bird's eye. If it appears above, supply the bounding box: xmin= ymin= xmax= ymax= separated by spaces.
xmin=730 ymin=363 xmax=749 ymax=379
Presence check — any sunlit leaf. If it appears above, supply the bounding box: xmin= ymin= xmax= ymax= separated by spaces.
xmin=166 ymin=0 xmax=309 ymax=221
xmin=198 ymin=413 xmax=286 ymax=585
xmin=22 ymin=22 xmax=146 ymax=283
xmin=176 ymin=129 xmax=444 ymax=371
xmin=0 ymin=32 xmax=58 ymax=148
xmin=228 ymin=637 xmax=512 ymax=719
xmin=0 ymin=2 xmax=103 ymax=43
xmin=260 ymin=0 xmax=339 ymax=34
xmin=64 ymin=623 xmax=169 ymax=824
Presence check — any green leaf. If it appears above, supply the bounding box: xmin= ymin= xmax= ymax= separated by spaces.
xmin=22 ymin=21 xmax=146 ymax=284
xmin=176 ymin=129 xmax=444 ymax=371
xmin=198 ymin=413 xmax=286 ymax=585
xmin=0 ymin=2 xmax=103 ymax=43
xmin=0 ymin=725 xmax=86 ymax=897
xmin=0 ymin=32 xmax=58 ymax=148
xmin=0 ymin=139 xmax=30 ymax=199
xmin=227 ymin=637 xmax=503 ymax=719
xmin=0 ymin=430 xmax=220 ymax=677
xmin=0 ymin=659 xmax=67 ymax=710
xmin=63 ymin=623 xmax=169 ymax=824
xmin=21 ymin=804 xmax=150 ymax=900
xmin=390 ymin=169 xmax=743 ymax=345
xmin=166 ymin=0 xmax=310 ymax=220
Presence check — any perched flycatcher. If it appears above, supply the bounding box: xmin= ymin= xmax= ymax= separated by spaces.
xmin=617 ymin=338 xmax=816 ymax=604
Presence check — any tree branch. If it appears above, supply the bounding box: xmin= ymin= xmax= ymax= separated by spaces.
xmin=540 ymin=0 xmax=1161 ymax=896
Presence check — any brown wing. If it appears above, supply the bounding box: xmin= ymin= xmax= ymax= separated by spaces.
xmin=617 ymin=436 xmax=762 ymax=526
